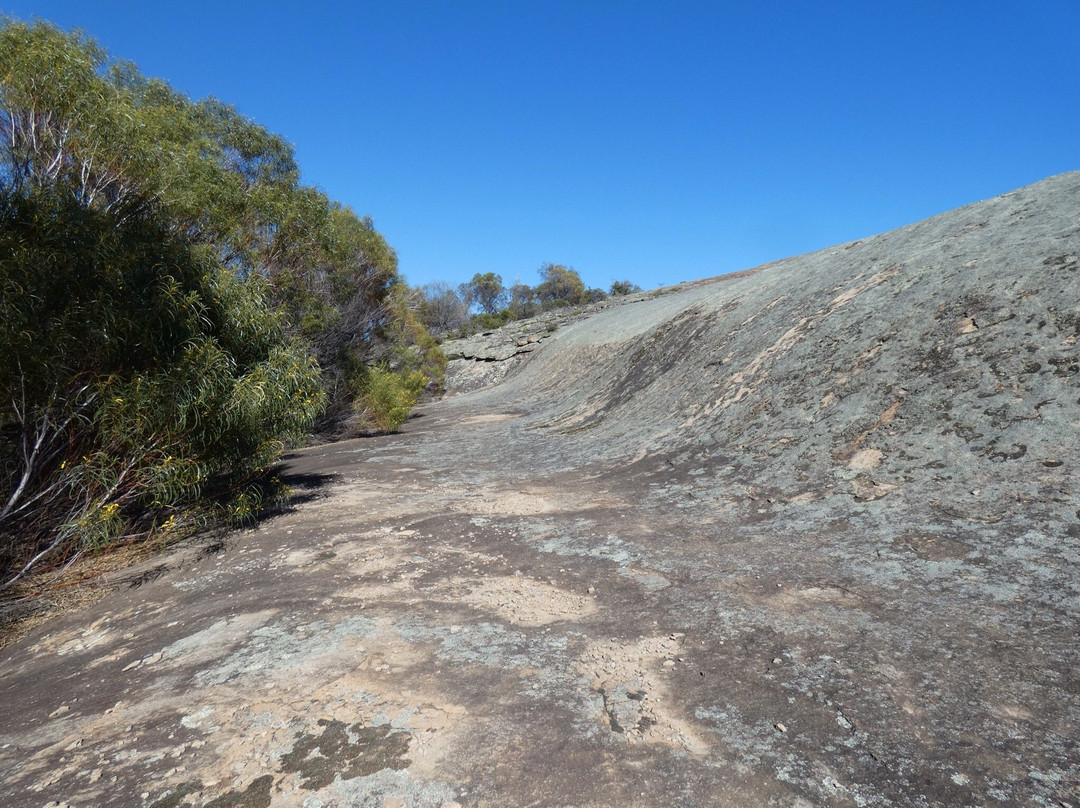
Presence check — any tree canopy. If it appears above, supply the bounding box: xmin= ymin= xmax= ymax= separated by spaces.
xmin=0 ymin=19 xmax=405 ymax=391
xmin=459 ymin=272 xmax=508 ymax=315
xmin=536 ymin=263 xmax=587 ymax=306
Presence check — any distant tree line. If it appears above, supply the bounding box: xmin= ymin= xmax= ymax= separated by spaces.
xmin=0 ymin=19 xmax=441 ymax=589
xmin=411 ymin=264 xmax=642 ymax=338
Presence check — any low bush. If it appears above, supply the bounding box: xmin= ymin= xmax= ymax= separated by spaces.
xmin=355 ymin=366 xmax=427 ymax=434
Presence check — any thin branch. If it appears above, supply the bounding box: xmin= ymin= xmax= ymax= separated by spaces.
xmin=0 ymin=526 xmax=69 ymax=593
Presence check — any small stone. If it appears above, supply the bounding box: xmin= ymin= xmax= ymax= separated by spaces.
xmin=662 ymin=659 xmax=675 ymax=667
xmin=587 ymin=586 xmax=595 ymax=594
xmin=89 ymin=769 xmax=102 ymax=783
xmin=775 ymin=723 xmax=788 ymax=733
xmin=449 ymin=625 xmax=462 ymax=634
xmin=48 ymin=705 xmax=69 ymax=718
xmin=772 ymin=657 xmax=783 ymax=664
xmin=852 ymin=478 xmax=898 ymax=501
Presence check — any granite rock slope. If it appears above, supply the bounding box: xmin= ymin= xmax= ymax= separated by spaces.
xmin=1 ymin=174 xmax=1077 ymax=808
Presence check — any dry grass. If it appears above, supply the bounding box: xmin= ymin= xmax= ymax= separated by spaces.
xmin=0 ymin=539 xmax=165 ymax=650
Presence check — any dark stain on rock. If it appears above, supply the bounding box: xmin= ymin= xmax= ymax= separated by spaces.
xmin=196 ymin=540 xmax=228 ymax=561
xmin=893 ymin=534 xmax=971 ymax=562
xmin=150 ymin=776 xmax=272 ymax=808
xmin=149 ymin=781 xmax=202 ymax=808
xmin=989 ymin=442 xmax=1027 ymax=461
xmin=280 ymin=718 xmax=411 ymax=790
xmin=204 ymin=776 xmax=273 ymax=808
xmin=127 ymin=565 xmax=167 ymax=589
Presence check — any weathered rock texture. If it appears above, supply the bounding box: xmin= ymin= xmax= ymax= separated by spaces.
xmin=1 ymin=173 xmax=1078 ymax=807
xmin=440 ymin=289 xmax=660 ymax=396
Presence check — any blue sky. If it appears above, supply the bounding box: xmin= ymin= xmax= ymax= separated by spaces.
xmin=2 ymin=2 xmax=1077 ymax=291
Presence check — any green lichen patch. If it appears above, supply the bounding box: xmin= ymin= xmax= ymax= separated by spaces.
xmin=280 ymin=718 xmax=411 ymax=790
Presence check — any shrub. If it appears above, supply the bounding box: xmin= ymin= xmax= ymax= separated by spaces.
xmin=471 ymin=310 xmax=515 ymax=330
xmin=356 ymin=366 xmax=427 ymax=433
xmin=0 ymin=189 xmax=324 ymax=590
xmin=383 ymin=285 xmax=447 ymax=395
xmin=610 ymin=280 xmax=642 ymax=296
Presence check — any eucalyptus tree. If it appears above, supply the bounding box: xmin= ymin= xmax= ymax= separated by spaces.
xmin=0 ymin=183 xmax=324 ymax=590
xmin=459 ymin=272 xmax=507 ymax=315
xmin=536 ymin=263 xmax=586 ymax=307
xmin=610 ymin=279 xmax=642 ymax=296
xmin=416 ymin=281 xmax=469 ymax=335
xmin=0 ymin=18 xmax=424 ymax=587
xmin=507 ymin=283 xmax=539 ymax=319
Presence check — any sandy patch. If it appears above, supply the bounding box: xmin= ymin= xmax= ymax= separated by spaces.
xmin=451 ymin=486 xmax=611 ymax=517
xmin=457 ymin=576 xmax=597 ymax=626
xmin=769 ymin=585 xmax=861 ymax=610
xmin=848 ymin=448 xmax=884 ymax=470
xmin=578 ymin=635 xmax=709 ymax=755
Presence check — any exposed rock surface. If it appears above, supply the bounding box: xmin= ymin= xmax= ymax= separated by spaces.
xmin=440 ymin=298 xmax=627 ymax=396
xmin=440 ymin=279 xmax=747 ymax=397
xmin=1 ymin=173 xmax=1078 ymax=807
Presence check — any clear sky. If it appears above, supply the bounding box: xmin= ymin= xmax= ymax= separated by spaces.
xmin=2 ymin=2 xmax=1077 ymax=292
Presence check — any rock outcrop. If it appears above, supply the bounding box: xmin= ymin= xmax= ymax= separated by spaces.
xmin=441 ymin=289 xmax=662 ymax=396
xmin=463 ymin=172 xmax=1080 ymax=544
xmin=1 ymin=173 xmax=1077 ymax=808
